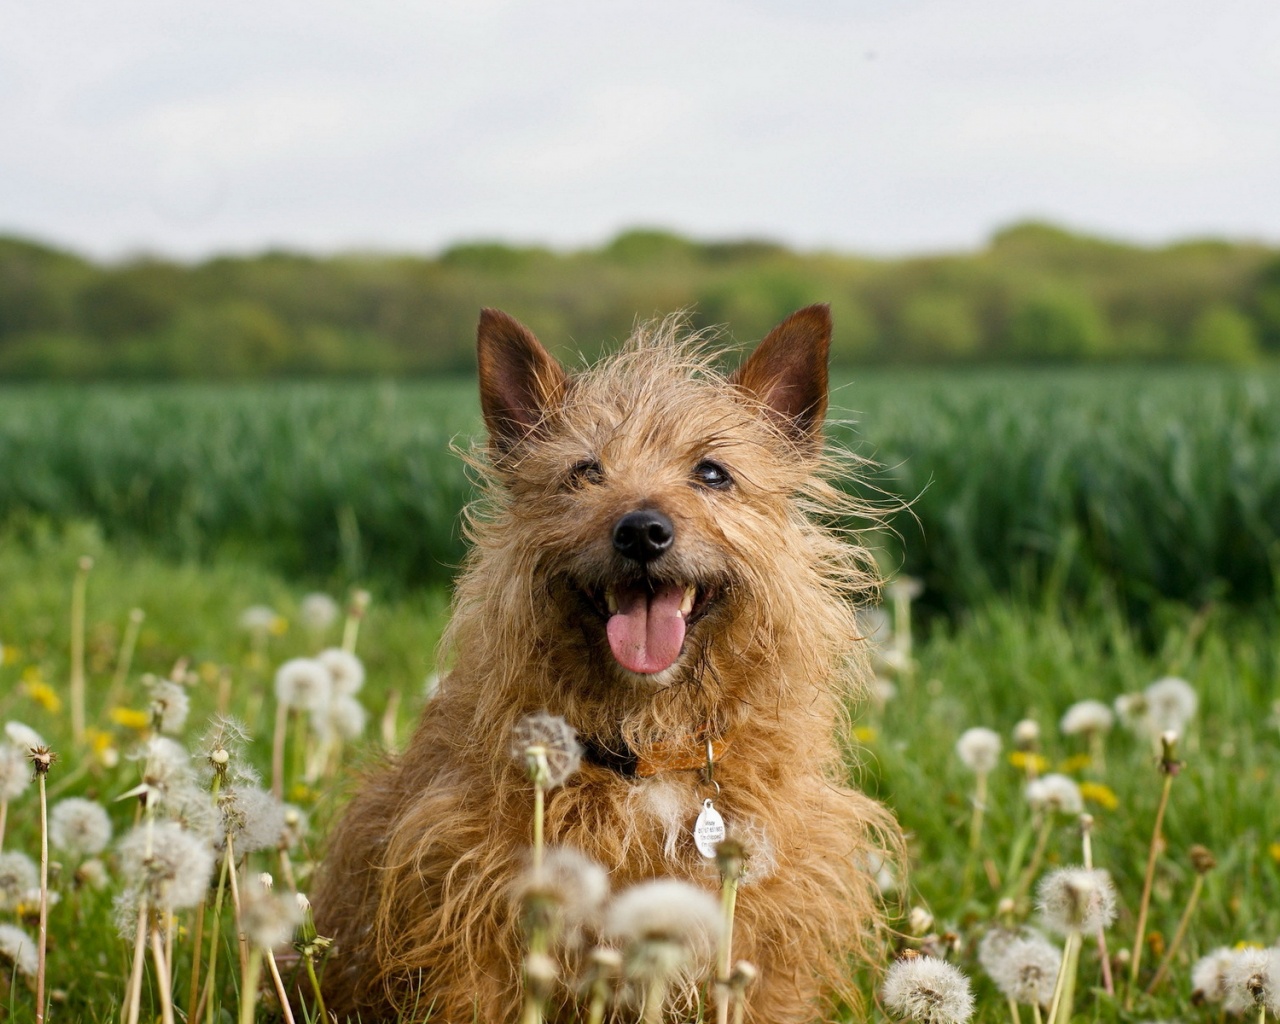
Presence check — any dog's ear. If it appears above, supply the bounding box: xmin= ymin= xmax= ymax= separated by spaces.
xmin=731 ymin=304 xmax=831 ymax=448
xmin=477 ymin=308 xmax=568 ymax=454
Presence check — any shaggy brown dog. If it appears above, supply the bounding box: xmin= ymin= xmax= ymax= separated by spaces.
xmin=313 ymin=305 xmax=899 ymax=1023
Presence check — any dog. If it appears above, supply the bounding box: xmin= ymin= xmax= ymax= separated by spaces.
xmin=313 ymin=305 xmax=900 ymax=1022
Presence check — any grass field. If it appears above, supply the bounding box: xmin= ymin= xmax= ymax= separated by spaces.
xmin=0 ymin=368 xmax=1278 ymax=1023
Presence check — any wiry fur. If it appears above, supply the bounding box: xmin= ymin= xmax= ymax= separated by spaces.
xmin=314 ymin=308 xmax=902 ymax=1023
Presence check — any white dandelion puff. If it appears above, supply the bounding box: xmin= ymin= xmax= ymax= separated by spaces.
xmin=274 ymin=658 xmax=332 ymax=713
xmin=1012 ymin=719 xmax=1041 ymax=749
xmin=605 ymin=878 xmax=721 ymax=979
xmin=1192 ymin=947 xmax=1237 ymax=1004
xmin=1144 ymin=677 xmax=1198 ymax=735
xmin=516 ymin=846 xmax=610 ymax=939
xmin=49 ymin=797 xmax=113 ymax=857
xmin=240 ymin=605 xmax=279 ymax=634
xmin=956 ymin=728 xmax=1002 ymax=775
xmin=318 ymin=648 xmax=365 ymax=696
xmin=0 ymin=743 xmax=31 ymax=801
xmin=0 ymin=923 xmax=37 ymax=978
xmin=299 ymin=593 xmax=340 ymax=633
xmin=316 ymin=693 xmax=368 ymax=741
xmin=116 ymin=821 xmax=215 ymax=911
xmin=882 ymin=955 xmax=975 ymax=1024
xmin=1026 ymin=774 xmax=1083 ymax=817
xmin=1059 ymin=700 xmax=1114 ymax=736
xmin=149 ymin=679 xmax=190 ymax=735
xmin=1036 ymin=867 xmax=1118 ymax=935
xmin=216 ymin=786 xmax=287 ymax=853
xmin=4 ymin=721 xmax=44 ymax=753
xmin=239 ymin=874 xmax=303 ymax=949
xmin=75 ymin=858 xmax=110 ymax=890
xmin=1223 ymin=947 xmax=1280 ymax=1015
xmin=0 ymin=852 xmax=39 ymax=911
xmin=993 ymin=935 xmax=1062 ymax=1007
xmin=511 ymin=713 xmax=582 ymax=789
xmin=280 ymin=805 xmax=309 ymax=850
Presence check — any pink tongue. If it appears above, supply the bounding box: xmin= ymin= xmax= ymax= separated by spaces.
xmin=606 ymin=582 xmax=688 ymax=674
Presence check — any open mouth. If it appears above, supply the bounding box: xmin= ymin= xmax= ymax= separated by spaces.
xmin=583 ymin=579 xmax=715 ymax=675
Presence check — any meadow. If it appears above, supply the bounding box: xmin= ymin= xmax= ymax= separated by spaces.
xmin=0 ymin=367 xmax=1277 ymax=1023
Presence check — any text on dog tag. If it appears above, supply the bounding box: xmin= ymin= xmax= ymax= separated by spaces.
xmin=693 ymin=798 xmax=725 ymax=859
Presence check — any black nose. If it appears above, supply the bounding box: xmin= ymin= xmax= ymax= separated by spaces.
xmin=613 ymin=509 xmax=674 ymax=563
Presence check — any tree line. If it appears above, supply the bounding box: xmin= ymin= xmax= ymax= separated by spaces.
xmin=2 ymin=221 xmax=1278 ymax=378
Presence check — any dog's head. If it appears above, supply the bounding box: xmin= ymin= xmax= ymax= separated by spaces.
xmin=469 ymin=306 xmax=873 ymax=719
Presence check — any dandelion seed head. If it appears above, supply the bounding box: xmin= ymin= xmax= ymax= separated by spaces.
xmin=1192 ymin=947 xmax=1237 ymax=1004
xmin=887 ymin=577 xmax=924 ymax=603
xmin=510 ymin=713 xmax=582 ymax=789
xmin=517 ymin=846 xmax=610 ymax=937
xmin=1012 ymin=719 xmax=1041 ymax=749
xmin=604 ymin=879 xmax=721 ymax=971
xmin=4 ymin=721 xmax=44 ymax=753
xmin=240 ymin=605 xmax=279 ymax=634
xmin=1026 ymin=774 xmax=1083 ymax=817
xmin=0 ymin=923 xmax=37 ymax=978
xmin=317 ymin=693 xmax=368 ymax=741
xmin=280 ymin=805 xmax=309 ymax=850
xmin=149 ymin=679 xmax=190 ymax=735
xmin=1059 ymin=700 xmax=1115 ymax=736
xmin=75 ymin=858 xmax=110 ymax=890
xmin=956 ymin=728 xmax=1002 ymax=775
xmin=49 ymin=797 xmax=113 ymax=857
xmin=239 ymin=874 xmax=302 ymax=950
xmin=111 ymin=888 xmax=142 ymax=940
xmin=117 ymin=821 xmax=215 ymax=911
xmin=994 ymin=936 xmax=1061 ymax=1008
xmin=1144 ymin=677 xmax=1198 ymax=735
xmin=1036 ymin=867 xmax=1117 ymax=935
xmin=0 ymin=851 xmax=38 ymax=911
xmin=0 ymin=743 xmax=30 ymax=801
xmin=1223 ymin=947 xmax=1280 ymax=1014
xmin=882 ymin=955 xmax=975 ymax=1024
xmin=274 ymin=657 xmax=332 ymax=712
xmin=299 ymin=592 xmax=340 ymax=633
xmin=216 ymin=786 xmax=287 ymax=853
xmin=318 ymin=648 xmax=365 ymax=696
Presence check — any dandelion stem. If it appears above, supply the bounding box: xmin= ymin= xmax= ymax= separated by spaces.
xmin=1126 ymin=769 xmax=1175 ymax=1006
xmin=963 ymin=771 xmax=989 ymax=896
xmin=35 ymin=771 xmax=50 ymax=1024
xmin=1145 ymin=872 xmax=1204 ymax=995
xmin=715 ymin=872 xmax=740 ymax=1024
xmin=149 ymin=923 xmax=176 ymax=1024
xmin=1030 ymin=1001 xmax=1043 ymax=1024
xmin=642 ymin=974 xmax=668 ymax=1024
xmin=304 ymin=953 xmax=329 ymax=1024
xmin=265 ymin=948 xmax=297 ymax=1024
xmin=271 ymin=699 xmax=289 ymax=801
xmin=203 ymin=838 xmax=233 ymax=1024
xmin=1006 ymin=995 xmax=1022 ymax=1024
xmin=1044 ymin=930 xmax=1079 ymax=1024
xmin=1080 ymin=816 xmax=1114 ymax=996
xmin=0 ymin=797 xmax=7 ymax=854
xmin=237 ymin=950 xmax=262 ymax=1024
xmin=1010 ymin=816 xmax=1053 ymax=908
xmin=187 ymin=897 xmax=207 ymax=1023
xmin=124 ymin=896 xmax=148 ymax=1024
xmin=70 ymin=556 xmax=92 ymax=743
xmin=105 ymin=608 xmax=145 ymax=711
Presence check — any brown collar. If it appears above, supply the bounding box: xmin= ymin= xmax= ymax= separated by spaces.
xmin=583 ymin=729 xmax=732 ymax=779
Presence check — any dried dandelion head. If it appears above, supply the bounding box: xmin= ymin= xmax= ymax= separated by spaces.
xmin=1036 ymin=867 xmax=1117 ymax=935
xmin=956 ymin=728 xmax=1002 ymax=775
xmin=1026 ymin=774 xmax=1083 ymax=817
xmin=511 ymin=713 xmax=582 ymax=789
xmin=198 ymin=715 xmax=250 ymax=787
xmin=299 ymin=593 xmax=340 ymax=633
xmin=1012 ymin=719 xmax=1041 ymax=750
xmin=49 ymin=797 xmax=113 ymax=857
xmin=0 ymin=923 xmax=37 ymax=979
xmin=882 ymin=954 xmax=975 ymax=1024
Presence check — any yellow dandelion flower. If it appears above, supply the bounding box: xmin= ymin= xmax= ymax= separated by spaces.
xmin=269 ymin=616 xmax=289 ymax=637
xmin=198 ymin=662 xmax=220 ymax=684
xmin=110 ymin=707 xmax=151 ymax=730
xmin=854 ymin=726 xmax=878 ymax=744
xmin=1009 ymin=751 xmax=1049 ymax=773
xmin=1079 ymin=782 xmax=1119 ymax=810
xmin=1268 ymin=842 xmax=1280 ymax=864
xmin=1057 ymin=753 xmax=1092 ymax=775
xmin=289 ymin=783 xmax=317 ymax=804
xmin=1 ymin=645 xmax=19 ymax=665
xmin=22 ymin=679 xmax=62 ymax=713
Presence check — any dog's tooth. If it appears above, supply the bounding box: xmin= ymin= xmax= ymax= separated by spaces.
xmin=605 ymin=587 xmax=619 ymax=614
xmin=680 ymin=584 xmax=696 ymax=614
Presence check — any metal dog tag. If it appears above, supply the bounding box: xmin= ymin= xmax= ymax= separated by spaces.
xmin=693 ymin=798 xmax=725 ymax=859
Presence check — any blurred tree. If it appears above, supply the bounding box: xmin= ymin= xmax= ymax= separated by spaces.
xmin=1003 ymin=288 xmax=1109 ymax=360
xmin=1186 ymin=304 xmax=1261 ymax=364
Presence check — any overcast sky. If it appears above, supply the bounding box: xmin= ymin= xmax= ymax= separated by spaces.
xmin=3 ymin=0 xmax=1279 ymax=261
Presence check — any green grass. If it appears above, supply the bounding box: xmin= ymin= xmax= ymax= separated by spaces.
xmin=3 ymin=368 xmax=1280 ymax=618
xmin=0 ymin=525 xmax=1276 ymax=1022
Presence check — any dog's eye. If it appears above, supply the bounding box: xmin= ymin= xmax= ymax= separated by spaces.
xmin=692 ymin=459 xmax=732 ymax=490
xmin=566 ymin=459 xmax=604 ymax=488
